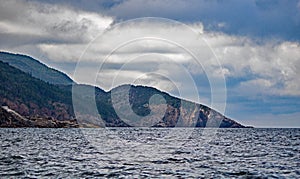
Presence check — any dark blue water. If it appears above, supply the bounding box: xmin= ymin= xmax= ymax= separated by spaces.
xmin=0 ymin=128 xmax=299 ymax=178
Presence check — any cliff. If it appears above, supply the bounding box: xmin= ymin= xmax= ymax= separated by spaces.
xmin=0 ymin=52 xmax=248 ymax=128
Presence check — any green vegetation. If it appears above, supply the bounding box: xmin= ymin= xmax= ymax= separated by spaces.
xmin=0 ymin=52 xmax=73 ymax=85
xmin=0 ymin=61 xmax=72 ymax=108
xmin=0 ymin=61 xmax=74 ymax=122
xmin=0 ymin=52 xmax=246 ymax=128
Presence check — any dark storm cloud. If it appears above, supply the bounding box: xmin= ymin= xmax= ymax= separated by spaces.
xmin=108 ymin=0 xmax=300 ymax=41
xmin=40 ymin=0 xmax=300 ymax=41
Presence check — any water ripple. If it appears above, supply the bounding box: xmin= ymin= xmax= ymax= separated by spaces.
xmin=0 ymin=128 xmax=299 ymax=178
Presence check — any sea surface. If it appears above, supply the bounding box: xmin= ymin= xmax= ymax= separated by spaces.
xmin=0 ymin=128 xmax=299 ymax=178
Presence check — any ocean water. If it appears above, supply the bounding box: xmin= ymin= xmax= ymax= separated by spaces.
xmin=0 ymin=128 xmax=299 ymax=178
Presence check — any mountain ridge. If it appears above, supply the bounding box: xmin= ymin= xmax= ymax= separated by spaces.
xmin=0 ymin=51 xmax=73 ymax=85
xmin=0 ymin=52 xmax=249 ymax=128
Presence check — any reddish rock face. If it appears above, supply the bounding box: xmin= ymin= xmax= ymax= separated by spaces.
xmin=0 ymin=107 xmax=78 ymax=128
xmin=0 ymin=56 xmax=248 ymax=128
xmin=1 ymin=98 xmax=73 ymax=121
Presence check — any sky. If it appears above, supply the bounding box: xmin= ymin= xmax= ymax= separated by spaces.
xmin=0 ymin=0 xmax=300 ymax=127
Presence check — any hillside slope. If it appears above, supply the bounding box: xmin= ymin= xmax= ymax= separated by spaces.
xmin=0 ymin=52 xmax=73 ymax=85
xmin=108 ymin=85 xmax=245 ymax=128
xmin=0 ymin=54 xmax=247 ymax=128
xmin=0 ymin=61 xmax=74 ymax=120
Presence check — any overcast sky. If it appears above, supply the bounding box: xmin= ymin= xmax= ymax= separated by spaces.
xmin=1 ymin=0 xmax=300 ymax=127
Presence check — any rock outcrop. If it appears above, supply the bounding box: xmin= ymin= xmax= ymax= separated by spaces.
xmin=0 ymin=106 xmax=78 ymax=128
xmin=0 ymin=52 xmax=250 ymax=128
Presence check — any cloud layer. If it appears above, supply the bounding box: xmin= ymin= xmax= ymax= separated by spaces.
xmin=0 ymin=0 xmax=113 ymax=49
xmin=40 ymin=0 xmax=300 ymax=41
xmin=0 ymin=0 xmax=300 ymax=127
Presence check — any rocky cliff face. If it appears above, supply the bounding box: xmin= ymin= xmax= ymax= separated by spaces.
xmin=0 ymin=60 xmax=74 ymax=122
xmin=1 ymin=98 xmax=73 ymax=121
xmin=0 ymin=106 xmax=78 ymax=128
xmin=106 ymin=85 xmax=246 ymax=128
xmin=0 ymin=52 xmax=249 ymax=128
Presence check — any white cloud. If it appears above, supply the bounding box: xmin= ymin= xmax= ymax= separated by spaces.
xmin=1 ymin=0 xmax=300 ymax=99
xmin=96 ymin=69 xmax=179 ymax=93
xmin=0 ymin=0 xmax=113 ymax=47
xmin=211 ymin=37 xmax=300 ymax=96
xmin=237 ymin=79 xmax=274 ymax=97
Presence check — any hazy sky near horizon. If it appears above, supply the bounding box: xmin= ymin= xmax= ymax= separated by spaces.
xmin=0 ymin=0 xmax=300 ymax=127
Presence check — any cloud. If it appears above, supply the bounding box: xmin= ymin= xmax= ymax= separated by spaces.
xmin=69 ymin=20 xmax=300 ymax=97
xmin=106 ymin=0 xmax=300 ymax=41
xmin=2 ymin=1 xmax=299 ymax=98
xmin=1 ymin=0 xmax=299 ymax=126
xmin=212 ymin=39 xmax=300 ymax=96
xmin=96 ymin=69 xmax=179 ymax=93
xmin=1 ymin=0 xmax=299 ymax=98
xmin=0 ymin=0 xmax=113 ymax=48
xmin=26 ymin=0 xmax=300 ymax=41
xmin=237 ymin=79 xmax=274 ymax=96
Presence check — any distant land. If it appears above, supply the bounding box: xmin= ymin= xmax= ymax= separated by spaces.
xmin=0 ymin=51 xmax=250 ymax=128
xmin=0 ymin=52 xmax=73 ymax=85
